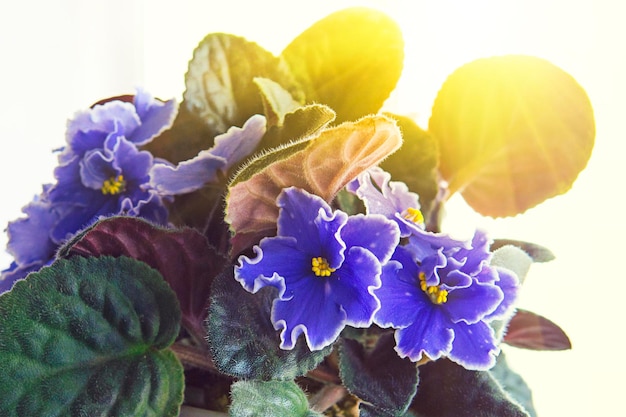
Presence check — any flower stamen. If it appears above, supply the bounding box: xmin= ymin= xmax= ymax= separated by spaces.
xmin=311 ymin=256 xmax=335 ymax=277
xmin=404 ymin=207 xmax=424 ymax=225
xmin=419 ymin=272 xmax=448 ymax=304
xmin=101 ymin=175 xmax=126 ymax=195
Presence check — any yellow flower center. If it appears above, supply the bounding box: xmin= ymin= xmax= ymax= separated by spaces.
xmin=404 ymin=207 xmax=424 ymax=225
xmin=419 ymin=272 xmax=448 ymax=305
xmin=311 ymin=257 xmax=335 ymax=277
xmin=101 ymin=175 xmax=126 ymax=195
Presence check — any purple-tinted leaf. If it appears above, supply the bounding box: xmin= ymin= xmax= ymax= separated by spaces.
xmin=59 ymin=216 xmax=227 ymax=343
xmin=503 ymin=309 xmax=571 ymax=351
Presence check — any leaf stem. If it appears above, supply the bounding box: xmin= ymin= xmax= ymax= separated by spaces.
xmin=171 ymin=342 xmax=218 ymax=373
xmin=179 ymin=405 xmax=228 ymax=417
xmin=309 ymin=384 xmax=349 ymax=413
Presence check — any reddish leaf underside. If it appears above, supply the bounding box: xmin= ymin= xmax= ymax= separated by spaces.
xmin=503 ymin=309 xmax=572 ymax=351
xmin=226 ymin=115 xmax=402 ymax=255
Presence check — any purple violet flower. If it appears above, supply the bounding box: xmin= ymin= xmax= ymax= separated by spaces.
xmin=235 ymin=187 xmax=400 ymax=351
xmin=1 ymin=90 xmax=177 ymax=291
xmin=149 ymin=114 xmax=266 ymax=195
xmin=375 ymin=229 xmax=519 ymax=370
xmin=347 ymin=167 xmax=423 ymax=236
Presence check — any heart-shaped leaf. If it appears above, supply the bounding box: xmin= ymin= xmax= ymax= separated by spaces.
xmin=230 ymin=380 xmax=323 ymax=417
xmin=410 ymin=359 xmax=529 ymax=417
xmin=59 ymin=216 xmax=226 ymax=343
xmin=185 ymin=33 xmax=304 ymax=135
xmin=429 ymin=55 xmax=595 ymax=217
xmin=503 ymin=309 xmax=572 ymax=351
xmin=207 ymin=268 xmax=332 ymax=380
xmin=226 ymin=114 xmax=402 ymax=254
xmin=282 ymin=7 xmax=404 ymax=123
xmin=0 ymin=256 xmax=183 ymax=417
xmin=339 ymin=335 xmax=418 ymax=416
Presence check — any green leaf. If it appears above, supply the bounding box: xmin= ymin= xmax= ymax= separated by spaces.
xmin=429 ymin=55 xmax=595 ymax=217
xmin=59 ymin=216 xmax=227 ymax=343
xmin=490 ymin=245 xmax=533 ymax=285
xmin=491 ymin=239 xmax=555 ymax=263
xmin=184 ymin=33 xmax=304 ymax=135
xmin=380 ymin=113 xmax=439 ymax=219
xmin=229 ymin=380 xmax=323 ymax=417
xmin=0 ymin=256 xmax=183 ymax=417
xmin=259 ymin=103 xmax=336 ymax=151
xmin=254 ymin=77 xmax=303 ymax=127
xmin=282 ymin=7 xmax=404 ymax=123
xmin=490 ymin=353 xmax=537 ymax=417
xmin=502 ymin=309 xmax=571 ymax=351
xmin=207 ymin=268 xmax=332 ymax=380
xmin=410 ymin=359 xmax=530 ymax=417
xmin=226 ymin=115 xmax=402 ymax=254
xmin=339 ymin=335 xmax=418 ymax=416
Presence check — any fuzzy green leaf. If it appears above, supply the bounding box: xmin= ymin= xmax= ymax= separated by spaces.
xmin=429 ymin=55 xmax=595 ymax=217
xmin=491 ymin=239 xmax=555 ymax=263
xmin=184 ymin=33 xmax=303 ymax=135
xmin=490 ymin=353 xmax=537 ymax=417
xmin=410 ymin=359 xmax=529 ymax=417
xmin=339 ymin=335 xmax=418 ymax=416
xmin=282 ymin=7 xmax=404 ymax=123
xmin=0 ymin=256 xmax=183 ymax=417
xmin=229 ymin=380 xmax=323 ymax=417
xmin=59 ymin=216 xmax=226 ymax=343
xmin=254 ymin=77 xmax=303 ymax=127
xmin=207 ymin=268 xmax=332 ymax=380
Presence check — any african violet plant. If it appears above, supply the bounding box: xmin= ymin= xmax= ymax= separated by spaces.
xmin=0 ymin=7 xmax=594 ymax=417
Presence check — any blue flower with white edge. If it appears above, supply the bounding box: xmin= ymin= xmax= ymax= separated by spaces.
xmin=374 ymin=228 xmax=519 ymax=370
xmin=235 ymin=186 xmax=400 ymax=351
xmin=149 ymin=114 xmax=266 ymax=195
xmin=347 ymin=167 xmax=423 ymax=236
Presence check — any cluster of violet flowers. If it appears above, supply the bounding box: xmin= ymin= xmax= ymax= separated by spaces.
xmin=0 ymin=91 xmax=266 ymax=292
xmin=1 ymin=90 xmax=520 ymax=372
xmin=235 ymin=168 xmax=520 ymax=370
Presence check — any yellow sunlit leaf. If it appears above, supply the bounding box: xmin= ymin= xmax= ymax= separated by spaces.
xmin=429 ymin=55 xmax=595 ymax=217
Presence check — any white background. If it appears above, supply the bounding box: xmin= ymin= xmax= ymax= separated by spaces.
xmin=1 ymin=1 xmax=624 ymax=416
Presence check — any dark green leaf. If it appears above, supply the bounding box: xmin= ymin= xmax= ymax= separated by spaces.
xmin=490 ymin=353 xmax=537 ymax=417
xmin=503 ymin=309 xmax=572 ymax=351
xmin=59 ymin=216 xmax=227 ymax=343
xmin=339 ymin=335 xmax=418 ymax=416
xmin=207 ymin=268 xmax=332 ymax=380
xmin=0 ymin=256 xmax=183 ymax=417
xmin=185 ymin=33 xmax=303 ymax=135
xmin=410 ymin=359 xmax=529 ymax=417
xmin=491 ymin=239 xmax=556 ymax=263
xmin=230 ymin=380 xmax=322 ymax=417
xmin=282 ymin=7 xmax=404 ymax=123
xmin=380 ymin=113 xmax=439 ymax=220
